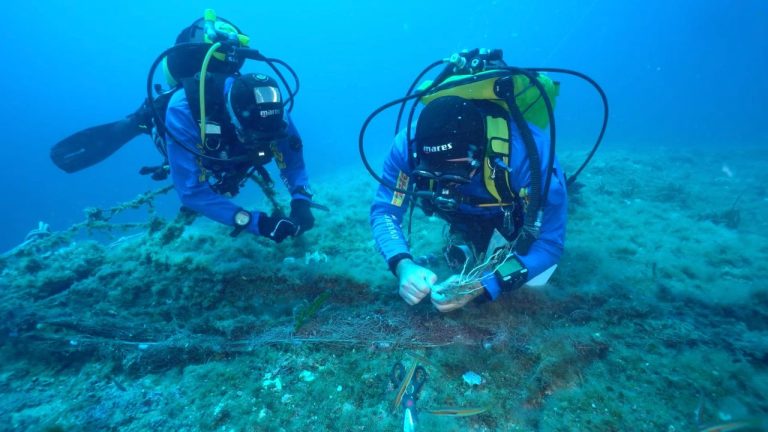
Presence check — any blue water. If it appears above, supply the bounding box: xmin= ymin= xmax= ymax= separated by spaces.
xmin=1 ymin=0 xmax=766 ymax=253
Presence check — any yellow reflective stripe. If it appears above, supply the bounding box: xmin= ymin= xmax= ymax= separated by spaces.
xmin=197 ymin=159 xmax=207 ymax=183
xmin=487 ymin=116 xmax=509 ymax=154
xmin=271 ymin=142 xmax=286 ymax=169
xmin=476 ymin=202 xmax=515 ymax=208
xmin=483 ymin=116 xmax=510 ymax=203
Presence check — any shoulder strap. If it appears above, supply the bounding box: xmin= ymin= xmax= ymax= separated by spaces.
xmin=179 ymin=73 xmax=239 ymax=154
xmin=180 ymin=73 xmax=230 ymax=125
xmin=478 ymin=101 xmax=517 ymax=205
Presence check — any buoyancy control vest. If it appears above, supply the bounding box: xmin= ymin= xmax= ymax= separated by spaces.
xmin=418 ymin=70 xmax=559 ymax=205
xmin=414 ymin=69 xmax=560 ymax=252
xmin=415 ymin=99 xmax=526 ymax=241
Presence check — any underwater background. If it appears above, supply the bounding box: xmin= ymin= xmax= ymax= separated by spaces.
xmin=1 ymin=0 xmax=767 ymax=431
xmin=2 ymin=0 xmax=765 ymax=252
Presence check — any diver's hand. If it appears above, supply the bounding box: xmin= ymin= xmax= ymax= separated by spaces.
xmin=257 ymin=212 xmax=299 ymax=243
xmin=396 ymin=259 xmax=437 ymax=306
xmin=431 ymin=276 xmax=485 ymax=313
xmin=290 ymin=199 xmax=315 ymax=235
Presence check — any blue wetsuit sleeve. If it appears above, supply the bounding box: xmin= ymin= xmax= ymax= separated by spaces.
xmin=370 ymin=131 xmax=413 ymax=265
xmin=511 ymin=124 xmax=568 ymax=280
xmin=165 ymin=91 xmax=263 ymax=235
xmin=275 ymin=114 xmax=311 ymax=201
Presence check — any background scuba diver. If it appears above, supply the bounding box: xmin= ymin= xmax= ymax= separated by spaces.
xmin=162 ymin=14 xmax=316 ymax=242
xmin=370 ymin=95 xmax=567 ymax=312
xmin=50 ymin=11 xmax=317 ymax=242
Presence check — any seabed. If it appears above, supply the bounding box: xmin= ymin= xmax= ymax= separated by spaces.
xmin=1 ymin=146 xmax=766 ymax=431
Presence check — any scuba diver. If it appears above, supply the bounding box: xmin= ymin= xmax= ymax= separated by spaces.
xmin=362 ymin=49 xmax=607 ymax=312
xmin=50 ymin=10 xmax=319 ymax=242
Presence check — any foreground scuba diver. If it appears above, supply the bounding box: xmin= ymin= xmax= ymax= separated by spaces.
xmin=363 ymin=49 xmax=607 ymax=312
xmin=50 ymin=10 xmax=318 ymax=242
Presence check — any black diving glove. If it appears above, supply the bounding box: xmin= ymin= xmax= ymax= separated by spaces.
xmin=290 ymin=199 xmax=315 ymax=235
xmin=257 ymin=212 xmax=299 ymax=243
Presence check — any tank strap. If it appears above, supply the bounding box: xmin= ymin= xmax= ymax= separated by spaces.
xmin=481 ymin=104 xmax=517 ymax=206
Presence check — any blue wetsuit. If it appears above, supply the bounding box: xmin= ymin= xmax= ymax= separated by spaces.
xmin=164 ymin=78 xmax=310 ymax=236
xmin=370 ymin=121 xmax=567 ymax=299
